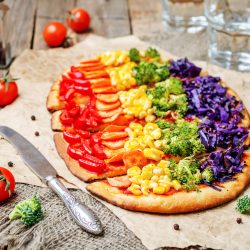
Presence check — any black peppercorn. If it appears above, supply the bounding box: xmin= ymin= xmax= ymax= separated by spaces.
xmin=173 ymin=224 xmax=180 ymax=230
xmin=8 ymin=161 xmax=13 ymax=167
xmin=35 ymin=131 xmax=40 ymax=136
xmin=31 ymin=115 xmax=36 ymax=121
xmin=236 ymin=218 xmax=242 ymax=224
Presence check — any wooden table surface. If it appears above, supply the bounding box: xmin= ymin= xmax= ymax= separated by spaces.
xmin=5 ymin=0 xmax=208 ymax=64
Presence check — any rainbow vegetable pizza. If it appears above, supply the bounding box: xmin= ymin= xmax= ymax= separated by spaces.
xmin=47 ymin=48 xmax=250 ymax=213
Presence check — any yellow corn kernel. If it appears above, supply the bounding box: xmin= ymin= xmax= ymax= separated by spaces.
xmin=144 ymin=136 xmax=155 ymax=148
xmin=129 ymin=122 xmax=143 ymax=131
xmin=158 ymin=160 xmax=170 ymax=168
xmin=153 ymin=186 xmax=166 ymax=195
xmin=143 ymin=163 xmax=156 ymax=170
xmin=130 ymin=175 xmax=143 ymax=185
xmin=141 ymin=169 xmax=153 ymax=180
xmin=151 ymin=175 xmax=159 ymax=182
xmin=134 ymin=128 xmax=143 ymax=136
xmin=158 ymin=182 xmax=171 ymax=192
xmin=144 ymin=123 xmax=158 ymax=133
xmin=124 ymin=139 xmax=140 ymax=151
xmin=145 ymin=115 xmax=156 ymax=123
xmin=138 ymin=110 xmax=147 ymax=119
xmin=159 ymin=175 xmax=169 ymax=181
xmin=141 ymin=186 xmax=149 ymax=195
xmin=172 ymin=180 xmax=182 ymax=190
xmin=153 ymin=167 xmax=164 ymax=176
xmin=163 ymin=168 xmax=171 ymax=176
xmin=136 ymin=137 xmax=146 ymax=149
xmin=147 ymin=108 xmax=154 ymax=115
xmin=128 ymin=184 xmax=142 ymax=196
xmin=127 ymin=166 xmax=141 ymax=177
xmin=149 ymin=181 xmax=158 ymax=189
xmin=143 ymin=148 xmax=164 ymax=161
xmin=154 ymin=140 xmax=162 ymax=149
xmin=151 ymin=128 xmax=162 ymax=140
xmin=141 ymin=179 xmax=150 ymax=187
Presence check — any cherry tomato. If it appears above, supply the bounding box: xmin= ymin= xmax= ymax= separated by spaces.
xmin=43 ymin=22 xmax=67 ymax=47
xmin=63 ymin=131 xmax=81 ymax=144
xmin=0 ymin=80 xmax=18 ymax=107
xmin=67 ymin=8 xmax=90 ymax=33
xmin=0 ymin=167 xmax=15 ymax=202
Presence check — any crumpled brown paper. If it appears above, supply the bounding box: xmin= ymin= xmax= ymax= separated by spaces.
xmin=0 ymin=34 xmax=250 ymax=249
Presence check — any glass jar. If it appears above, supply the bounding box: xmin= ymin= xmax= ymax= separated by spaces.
xmin=0 ymin=0 xmax=12 ymax=69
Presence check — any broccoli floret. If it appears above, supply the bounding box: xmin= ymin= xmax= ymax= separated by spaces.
xmin=155 ymin=119 xmax=172 ymax=129
xmin=132 ymin=62 xmax=169 ymax=85
xmin=129 ymin=48 xmax=140 ymax=63
xmin=202 ymin=167 xmax=214 ymax=183
xmin=145 ymin=47 xmax=160 ymax=58
xmin=171 ymin=156 xmax=201 ymax=191
xmin=236 ymin=195 xmax=250 ymax=214
xmin=9 ymin=195 xmax=43 ymax=226
xmin=165 ymin=77 xmax=184 ymax=95
xmin=162 ymin=119 xmax=206 ymax=157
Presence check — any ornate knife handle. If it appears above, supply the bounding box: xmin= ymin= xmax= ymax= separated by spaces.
xmin=45 ymin=176 xmax=103 ymax=235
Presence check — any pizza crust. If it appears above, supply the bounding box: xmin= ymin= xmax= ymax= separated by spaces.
xmin=51 ymin=111 xmax=64 ymax=131
xmin=54 ymin=133 xmax=129 ymax=182
xmin=86 ymin=151 xmax=250 ymax=213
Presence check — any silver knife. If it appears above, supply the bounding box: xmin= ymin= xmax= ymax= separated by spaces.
xmin=0 ymin=126 xmax=103 ymax=235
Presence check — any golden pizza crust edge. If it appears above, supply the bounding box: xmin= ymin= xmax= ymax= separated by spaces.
xmin=86 ymin=152 xmax=250 ymax=213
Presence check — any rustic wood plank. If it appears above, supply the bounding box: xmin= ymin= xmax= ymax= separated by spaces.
xmin=76 ymin=0 xmax=131 ymax=38
xmin=5 ymin=0 xmax=37 ymax=56
xmin=37 ymin=0 xmax=74 ymax=19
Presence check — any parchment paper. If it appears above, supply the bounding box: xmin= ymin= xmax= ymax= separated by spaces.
xmin=0 ymin=34 xmax=250 ymax=250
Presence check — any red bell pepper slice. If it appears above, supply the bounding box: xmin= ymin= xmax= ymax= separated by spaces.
xmin=72 ymin=78 xmax=91 ymax=87
xmin=65 ymin=89 xmax=75 ymax=101
xmin=63 ymin=131 xmax=81 ymax=144
xmin=67 ymin=145 xmax=84 ymax=160
xmin=82 ymin=140 xmax=93 ymax=155
xmin=82 ymin=154 xmax=105 ymax=165
xmin=93 ymin=143 xmax=107 ymax=160
xmin=68 ymin=106 xmax=80 ymax=117
xmin=78 ymin=158 xmax=106 ymax=174
xmin=60 ymin=110 xmax=74 ymax=125
xmin=68 ymin=71 xmax=85 ymax=80
xmin=74 ymin=85 xmax=92 ymax=95
xmin=78 ymin=130 xmax=91 ymax=139
xmin=90 ymin=133 xmax=102 ymax=144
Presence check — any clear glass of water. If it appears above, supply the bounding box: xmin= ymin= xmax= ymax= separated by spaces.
xmin=205 ymin=0 xmax=250 ymax=71
xmin=162 ymin=0 xmax=207 ymax=28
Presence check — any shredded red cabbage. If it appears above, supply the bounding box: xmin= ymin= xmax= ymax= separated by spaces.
xmin=201 ymin=145 xmax=247 ymax=183
xmin=199 ymin=119 xmax=248 ymax=151
xmin=181 ymin=73 xmax=249 ymax=185
xmin=169 ymin=58 xmax=201 ymax=79
xmin=182 ymin=76 xmax=243 ymax=124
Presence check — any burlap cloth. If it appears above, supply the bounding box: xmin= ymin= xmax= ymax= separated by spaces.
xmin=0 ymin=33 xmax=250 ymax=250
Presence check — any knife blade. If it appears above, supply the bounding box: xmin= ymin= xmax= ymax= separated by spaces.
xmin=0 ymin=126 xmax=103 ymax=235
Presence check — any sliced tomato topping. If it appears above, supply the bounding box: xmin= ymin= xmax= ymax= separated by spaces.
xmin=102 ymin=139 xmax=126 ymax=150
xmin=92 ymin=86 xmax=117 ymax=94
xmin=98 ymin=108 xmax=122 ymax=118
xmin=101 ymin=131 xmax=128 ymax=141
xmin=96 ymin=94 xmax=119 ymax=103
xmin=78 ymin=130 xmax=91 ymax=139
xmin=82 ymin=140 xmax=93 ymax=155
xmin=103 ymin=125 xmax=127 ymax=132
xmin=96 ymin=100 xmax=120 ymax=111
xmin=68 ymin=71 xmax=85 ymax=79
xmin=90 ymin=79 xmax=111 ymax=89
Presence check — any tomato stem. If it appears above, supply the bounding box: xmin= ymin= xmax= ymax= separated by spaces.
xmin=0 ymin=170 xmax=11 ymax=196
